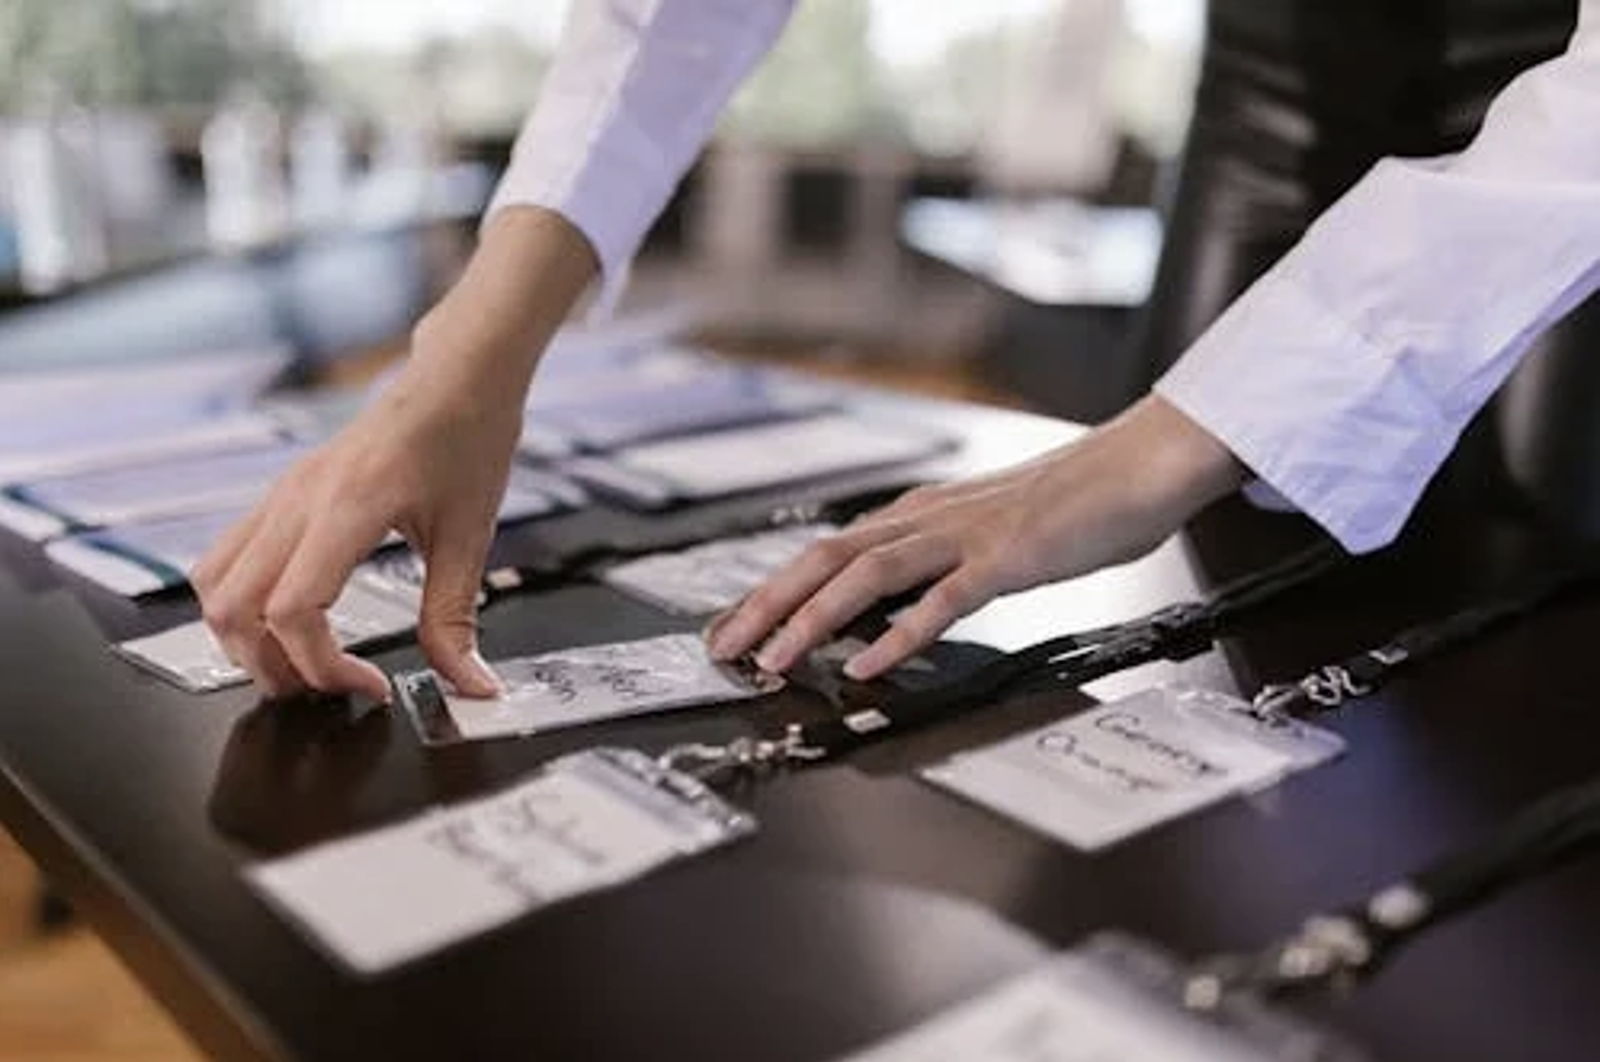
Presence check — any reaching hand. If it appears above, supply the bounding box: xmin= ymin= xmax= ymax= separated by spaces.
xmin=191 ymin=358 xmax=522 ymax=702
xmin=191 ymin=207 xmax=597 ymax=702
xmin=706 ymin=396 xmax=1244 ymax=680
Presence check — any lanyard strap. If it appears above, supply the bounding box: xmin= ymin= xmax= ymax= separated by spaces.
xmin=661 ymin=541 xmax=1343 ymax=779
xmin=1185 ymin=771 xmax=1600 ymax=1007
xmin=1251 ymin=557 xmax=1600 ymax=718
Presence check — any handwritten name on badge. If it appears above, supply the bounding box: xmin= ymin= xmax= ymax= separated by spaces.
xmin=923 ymin=686 xmax=1342 ymax=851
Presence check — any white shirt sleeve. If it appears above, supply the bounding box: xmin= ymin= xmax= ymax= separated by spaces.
xmin=1156 ymin=1 xmax=1600 ymax=553
xmin=486 ymin=0 xmax=797 ymax=309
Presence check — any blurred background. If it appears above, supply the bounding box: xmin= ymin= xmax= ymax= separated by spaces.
xmin=0 ymin=0 xmax=1204 ymax=417
xmin=0 ymin=4 xmax=1204 ymax=1056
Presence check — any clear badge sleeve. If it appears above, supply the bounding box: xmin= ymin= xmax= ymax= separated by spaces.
xmin=921 ymin=685 xmax=1346 ymax=851
xmin=247 ymin=747 xmax=756 ymax=974
xmin=599 ymin=524 xmax=834 ymax=616
xmin=395 ymin=633 xmax=783 ymax=746
xmin=834 ymin=933 xmax=1367 ymax=1062
xmin=562 ymin=414 xmax=951 ymax=509
xmin=115 ymin=560 xmax=425 ymax=692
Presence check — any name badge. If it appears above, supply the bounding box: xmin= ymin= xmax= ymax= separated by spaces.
xmin=248 ymin=747 xmax=755 ymax=974
xmin=835 ymin=934 xmax=1366 ymax=1062
xmin=600 ymin=524 xmax=832 ymax=616
xmin=394 ymin=633 xmax=783 ymax=746
xmin=116 ymin=559 xmax=424 ymax=692
xmin=921 ymin=685 xmax=1344 ymax=851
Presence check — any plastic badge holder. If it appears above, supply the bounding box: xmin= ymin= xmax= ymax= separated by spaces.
xmin=248 ymin=746 xmax=756 ymax=974
xmin=115 ymin=559 xmax=427 ymax=692
xmin=562 ymin=413 xmax=951 ymax=509
xmin=0 ymin=442 xmax=309 ymax=540
xmin=836 ymin=933 xmax=1367 ymax=1062
xmin=922 ymin=685 xmax=1346 ymax=851
xmin=395 ymin=633 xmax=783 ymax=746
xmin=599 ymin=523 xmax=835 ymax=616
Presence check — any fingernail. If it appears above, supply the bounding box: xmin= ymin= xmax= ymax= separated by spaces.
xmin=754 ymin=634 xmax=791 ymax=674
xmin=470 ymin=650 xmax=506 ymax=695
xmin=843 ymin=653 xmax=876 ymax=681
xmin=703 ymin=609 xmax=737 ymax=659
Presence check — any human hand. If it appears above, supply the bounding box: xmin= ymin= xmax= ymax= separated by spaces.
xmin=706 ymin=396 xmax=1245 ymax=680
xmin=192 ymin=208 xmax=596 ymax=702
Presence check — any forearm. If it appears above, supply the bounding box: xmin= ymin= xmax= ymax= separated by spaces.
xmin=488 ymin=0 xmax=795 ymax=308
xmin=409 ymin=206 xmax=598 ymax=400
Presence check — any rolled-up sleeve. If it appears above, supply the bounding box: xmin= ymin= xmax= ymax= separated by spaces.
xmin=487 ymin=0 xmax=796 ymax=308
xmin=1157 ymin=1 xmax=1600 ymax=552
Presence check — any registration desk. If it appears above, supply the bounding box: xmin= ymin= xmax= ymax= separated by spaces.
xmin=1 ymin=389 xmax=1598 ymax=1061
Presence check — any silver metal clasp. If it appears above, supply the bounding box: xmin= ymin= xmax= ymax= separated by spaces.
xmin=656 ymin=724 xmax=826 ymax=783
xmin=1182 ymin=915 xmax=1375 ymax=1012
xmin=1251 ymin=663 xmax=1376 ymax=719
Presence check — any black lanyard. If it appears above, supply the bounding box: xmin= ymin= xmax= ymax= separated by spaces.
xmin=1250 ymin=557 xmax=1600 ymax=718
xmin=661 ymin=541 xmax=1344 ymax=780
xmin=1184 ymin=770 xmax=1600 ymax=1008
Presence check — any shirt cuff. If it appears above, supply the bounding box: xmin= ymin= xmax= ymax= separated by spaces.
xmin=485 ymin=134 xmax=655 ymax=316
xmin=1155 ymin=270 xmax=1463 ymax=553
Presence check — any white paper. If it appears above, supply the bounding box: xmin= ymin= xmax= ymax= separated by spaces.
xmin=613 ymin=414 xmax=948 ymax=499
xmin=837 ymin=949 xmax=1276 ymax=1062
xmin=0 ymin=410 xmax=285 ymax=482
xmin=922 ymin=686 xmax=1343 ymax=851
xmin=247 ymin=749 xmax=753 ymax=973
xmin=600 ymin=524 xmax=833 ymax=615
xmin=537 ymin=366 xmax=834 ymax=451
xmin=428 ymin=633 xmax=779 ymax=741
xmin=0 ymin=344 xmax=290 ymax=422
xmin=5 ymin=442 xmax=307 ymax=534
xmin=47 ymin=464 xmax=581 ymax=597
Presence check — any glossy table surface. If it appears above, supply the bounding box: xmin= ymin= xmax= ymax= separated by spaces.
xmin=2 ymin=392 xmax=1599 ymax=1061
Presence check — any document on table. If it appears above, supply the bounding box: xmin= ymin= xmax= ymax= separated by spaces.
xmin=52 ymin=464 xmax=588 ymax=597
xmin=0 ymin=344 xmax=290 ymax=421
xmin=0 ymin=345 xmax=293 ymax=482
xmin=562 ymin=413 xmax=953 ymax=509
xmin=532 ymin=364 xmax=836 ymax=451
xmin=600 ymin=524 xmax=834 ymax=616
xmin=0 ymin=443 xmax=309 ymax=540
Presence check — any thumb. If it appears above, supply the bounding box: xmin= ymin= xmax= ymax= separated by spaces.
xmin=416 ymin=531 xmax=501 ymax=698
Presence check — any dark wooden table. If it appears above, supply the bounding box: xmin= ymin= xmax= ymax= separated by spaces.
xmin=2 ymin=392 xmax=1598 ymax=1061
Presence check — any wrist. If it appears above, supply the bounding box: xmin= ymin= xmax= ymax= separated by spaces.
xmin=1109 ymin=395 xmax=1247 ymax=522
xmin=411 ymin=206 xmax=599 ymax=393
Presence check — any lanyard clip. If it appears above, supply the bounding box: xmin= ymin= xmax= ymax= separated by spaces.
xmin=1182 ymin=914 xmax=1377 ymax=1012
xmin=657 ymin=724 xmax=826 ymax=784
xmin=1251 ymin=663 xmax=1376 ymax=719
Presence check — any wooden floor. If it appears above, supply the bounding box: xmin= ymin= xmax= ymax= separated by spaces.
xmin=0 ymin=827 xmax=200 ymax=1061
xmin=0 ymin=345 xmax=1025 ymax=1062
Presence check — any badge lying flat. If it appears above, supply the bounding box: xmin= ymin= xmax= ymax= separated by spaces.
xmin=115 ymin=560 xmax=425 ymax=692
xmin=599 ymin=523 xmax=832 ymax=616
xmin=922 ymin=684 xmax=1345 ymax=851
xmin=247 ymin=746 xmax=755 ymax=974
xmin=394 ymin=633 xmax=784 ymax=746
xmin=833 ymin=933 xmax=1367 ymax=1062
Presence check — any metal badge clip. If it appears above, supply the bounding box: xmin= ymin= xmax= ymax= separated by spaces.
xmin=657 ymin=723 xmax=826 ymax=784
xmin=1182 ymin=915 xmax=1377 ymax=1012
